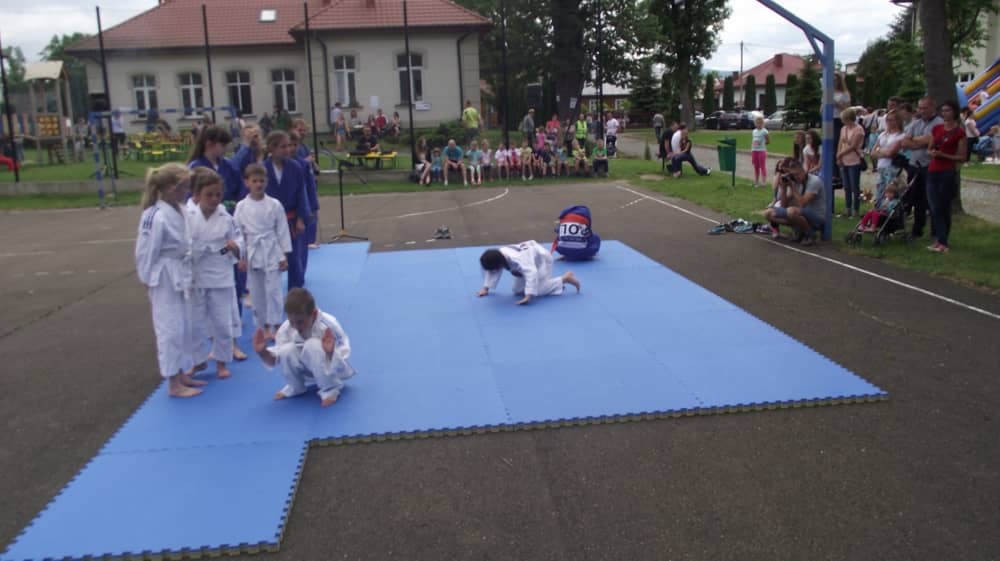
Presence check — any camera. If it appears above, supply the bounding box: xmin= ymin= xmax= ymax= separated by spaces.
xmin=780 ymin=173 xmax=794 ymax=183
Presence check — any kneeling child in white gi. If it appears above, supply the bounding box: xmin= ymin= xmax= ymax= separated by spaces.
xmin=476 ymin=240 xmax=581 ymax=305
xmin=253 ymin=288 xmax=356 ymax=407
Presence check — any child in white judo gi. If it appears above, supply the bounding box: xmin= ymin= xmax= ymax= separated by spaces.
xmin=135 ymin=163 xmax=204 ymax=398
xmin=252 ymin=288 xmax=356 ymax=408
xmin=234 ymin=163 xmax=292 ymax=338
xmin=477 ymin=240 xmax=581 ymax=305
xmin=187 ymin=168 xmax=244 ymax=379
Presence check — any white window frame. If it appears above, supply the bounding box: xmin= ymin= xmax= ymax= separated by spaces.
xmin=131 ymin=74 xmax=158 ymax=112
xmin=226 ymin=70 xmax=253 ymax=115
xmin=396 ymin=53 xmax=424 ymax=103
xmin=614 ymin=98 xmax=626 ymax=110
xmin=588 ymin=99 xmax=597 ymax=113
xmin=178 ymin=72 xmax=204 ymax=114
xmin=333 ymin=55 xmax=358 ymax=106
xmin=272 ymin=68 xmax=297 ymax=112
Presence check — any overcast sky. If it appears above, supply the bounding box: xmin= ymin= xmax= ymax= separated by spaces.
xmin=2 ymin=0 xmax=905 ymax=69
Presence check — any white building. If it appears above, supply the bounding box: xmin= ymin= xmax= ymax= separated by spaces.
xmin=66 ymin=0 xmax=490 ymax=134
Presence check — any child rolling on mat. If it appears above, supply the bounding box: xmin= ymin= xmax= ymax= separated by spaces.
xmin=477 ymin=240 xmax=581 ymax=306
xmin=234 ymin=163 xmax=292 ymax=339
xmin=186 ymin=168 xmax=244 ymax=380
xmin=135 ymin=163 xmax=204 ymax=398
xmin=253 ymin=288 xmax=356 ymax=408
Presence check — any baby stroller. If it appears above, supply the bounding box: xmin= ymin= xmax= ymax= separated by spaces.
xmin=605 ymin=134 xmax=617 ymax=157
xmin=845 ymin=170 xmax=913 ymax=246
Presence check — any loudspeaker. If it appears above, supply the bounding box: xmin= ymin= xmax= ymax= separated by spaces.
xmin=525 ymin=84 xmax=542 ymax=111
xmin=89 ymin=93 xmax=110 ymax=112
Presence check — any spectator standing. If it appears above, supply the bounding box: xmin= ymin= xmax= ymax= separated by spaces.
xmin=961 ymin=107 xmax=979 ymax=162
xmin=802 ymin=129 xmax=821 ymax=175
xmin=836 ymin=108 xmax=865 ymax=218
xmin=605 ymin=113 xmax=620 ymax=157
xmin=563 ymin=118 xmax=576 ymax=156
xmin=751 ymin=116 xmax=771 ymax=187
xmin=925 ymin=100 xmax=966 ymax=253
xmin=259 ymin=113 xmax=273 ymax=136
xmin=330 ymin=102 xmax=343 ymax=131
xmin=652 ymin=111 xmax=665 ymax=145
xmin=462 ymin=100 xmax=482 ymax=144
xmin=870 ymin=111 xmax=906 ymax=202
xmin=900 ymin=97 xmax=942 ymax=239
xmin=574 ymin=114 xmax=588 ymax=150
xmin=72 ymin=117 xmax=90 ymax=163
xmin=520 ymin=108 xmax=536 ymax=145
xmin=545 ymin=113 xmax=560 ymax=149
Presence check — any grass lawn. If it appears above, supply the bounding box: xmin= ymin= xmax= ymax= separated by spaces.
xmin=630 ymin=170 xmax=1000 ymax=291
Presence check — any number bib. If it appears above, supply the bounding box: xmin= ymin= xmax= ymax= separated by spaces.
xmin=557 ymin=221 xmax=590 ymax=249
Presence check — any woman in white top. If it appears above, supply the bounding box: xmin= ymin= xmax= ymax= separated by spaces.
xmin=870 ymin=110 xmax=906 ymax=203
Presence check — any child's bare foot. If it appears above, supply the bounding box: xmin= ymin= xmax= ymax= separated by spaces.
xmin=562 ymin=271 xmax=581 ymax=293
xmin=233 ymin=345 xmax=248 ymax=361
xmin=321 ymin=395 xmax=339 ymax=408
xmin=180 ymin=373 xmax=208 ymax=387
xmin=274 ymin=390 xmax=287 ymax=401
xmin=168 ymin=377 xmax=203 ymax=398
xmin=217 ymin=363 xmax=232 ymax=379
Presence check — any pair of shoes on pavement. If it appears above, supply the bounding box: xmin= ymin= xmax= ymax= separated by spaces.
xmin=433 ymin=226 xmax=451 ymax=240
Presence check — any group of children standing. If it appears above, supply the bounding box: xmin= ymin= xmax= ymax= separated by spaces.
xmin=135 ymin=124 xmax=356 ymax=405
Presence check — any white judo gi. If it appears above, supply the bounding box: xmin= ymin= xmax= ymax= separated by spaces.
xmin=482 ymin=240 xmax=565 ymax=297
xmin=187 ymin=204 xmax=244 ymax=363
xmin=267 ymin=309 xmax=356 ymax=401
xmin=234 ymin=195 xmax=292 ymax=328
xmin=135 ymin=200 xmax=194 ymax=379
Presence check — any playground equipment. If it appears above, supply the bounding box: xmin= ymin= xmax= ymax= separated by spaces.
xmin=956 ymin=56 xmax=1000 ymax=135
xmin=23 ymin=61 xmax=73 ymax=164
xmin=87 ymin=105 xmax=236 ymax=207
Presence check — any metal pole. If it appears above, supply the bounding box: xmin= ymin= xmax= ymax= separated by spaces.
xmin=739 ymin=41 xmax=744 ymax=108
xmin=403 ymin=0 xmax=417 ymax=167
xmin=596 ymin=0 xmax=604 ymax=141
xmin=500 ymin=0 xmax=510 ymax=150
xmin=96 ymin=6 xmax=119 ymax=195
xmin=0 ymin=30 xmax=20 ymax=183
xmin=202 ymin=4 xmax=217 ymax=123
xmin=304 ymin=2 xmax=319 ymax=154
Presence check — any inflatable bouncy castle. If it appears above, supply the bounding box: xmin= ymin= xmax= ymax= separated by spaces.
xmin=958 ymin=56 xmax=1000 ymax=135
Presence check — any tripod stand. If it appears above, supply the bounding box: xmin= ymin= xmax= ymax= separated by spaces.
xmin=326 ymin=153 xmax=368 ymax=242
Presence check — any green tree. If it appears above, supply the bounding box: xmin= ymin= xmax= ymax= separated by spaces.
xmin=648 ymin=0 xmax=730 ymax=127
xmin=702 ymin=72 xmax=716 ymax=115
xmin=40 ymin=33 xmax=92 ymax=120
xmin=456 ymin=0 xmax=658 ymax=123
xmin=629 ymin=58 xmax=661 ymax=121
xmin=1 ymin=45 xmax=27 ymax=92
xmin=786 ymin=57 xmax=821 ymax=128
xmin=763 ymin=74 xmax=777 ymax=115
xmin=722 ymin=75 xmax=734 ymax=111
xmin=744 ymin=75 xmax=757 ymax=110
xmin=845 ymin=74 xmax=858 ymax=104
xmin=660 ymin=69 xmax=678 ymax=121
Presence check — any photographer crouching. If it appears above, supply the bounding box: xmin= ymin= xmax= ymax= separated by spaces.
xmin=763 ymin=159 xmax=826 ymax=246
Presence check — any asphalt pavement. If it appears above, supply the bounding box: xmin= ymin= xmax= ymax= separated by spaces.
xmin=1 ymin=181 xmax=998 ymax=561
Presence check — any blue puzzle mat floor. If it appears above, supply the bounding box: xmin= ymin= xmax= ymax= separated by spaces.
xmin=3 ymin=241 xmax=887 ymax=561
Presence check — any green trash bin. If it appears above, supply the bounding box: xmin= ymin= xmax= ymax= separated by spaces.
xmin=717 ymin=137 xmax=737 ymax=187
xmin=717 ymin=137 xmax=737 ymax=172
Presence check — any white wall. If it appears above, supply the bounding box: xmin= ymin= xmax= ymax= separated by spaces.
xmin=313 ymin=30 xmax=480 ymax=131
xmin=83 ymin=30 xmax=483 ymax=135
xmin=83 ymin=46 xmax=305 ymax=134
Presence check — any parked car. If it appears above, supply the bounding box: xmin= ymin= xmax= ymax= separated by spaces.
xmin=703 ymin=110 xmax=754 ymax=130
xmin=764 ymin=110 xmax=800 ymax=130
xmin=694 ymin=111 xmax=704 ymax=125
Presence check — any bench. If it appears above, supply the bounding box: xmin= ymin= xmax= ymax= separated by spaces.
xmin=353 ymin=151 xmax=398 ymax=169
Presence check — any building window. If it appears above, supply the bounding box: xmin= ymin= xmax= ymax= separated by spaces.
xmin=226 ymin=71 xmax=253 ymax=115
xmin=333 ymin=56 xmax=357 ymax=106
xmin=588 ymin=99 xmax=597 ymax=113
xmin=614 ymin=99 xmax=625 ymax=110
xmin=132 ymin=75 xmax=158 ymax=112
xmin=179 ymin=72 xmax=204 ymax=114
xmin=396 ymin=53 xmax=423 ymax=102
xmin=272 ymin=69 xmax=297 ymax=112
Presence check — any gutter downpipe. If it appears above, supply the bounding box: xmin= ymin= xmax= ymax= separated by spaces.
xmin=456 ymin=31 xmax=473 ymax=112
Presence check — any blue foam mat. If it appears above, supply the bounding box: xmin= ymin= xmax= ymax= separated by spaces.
xmin=3 ymin=240 xmax=887 ymax=561
xmin=2 ymin=441 xmax=305 ymax=561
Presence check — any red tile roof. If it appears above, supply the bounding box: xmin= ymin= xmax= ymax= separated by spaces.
xmin=67 ymin=0 xmax=489 ymax=54
xmin=296 ymin=0 xmax=491 ymax=31
xmin=714 ymin=54 xmax=814 ymax=90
